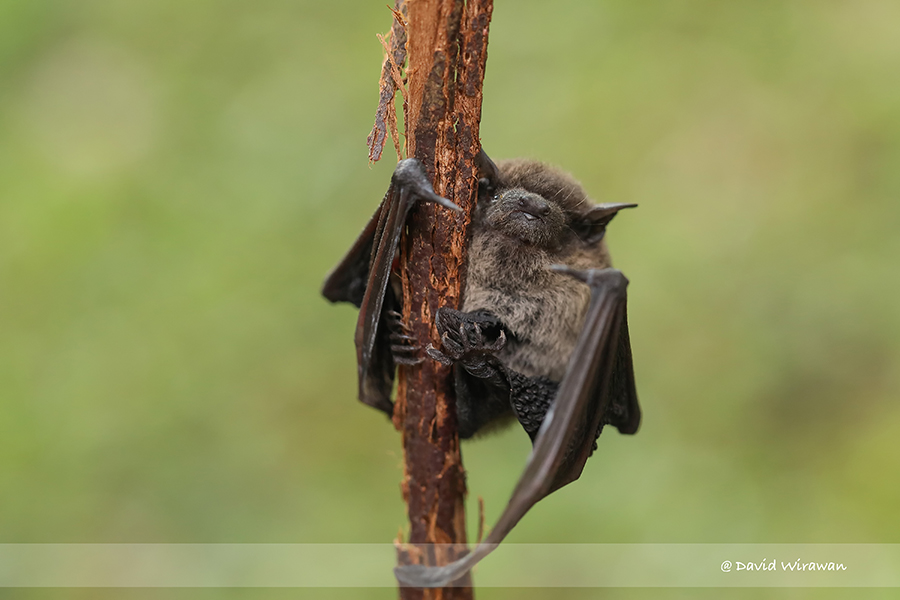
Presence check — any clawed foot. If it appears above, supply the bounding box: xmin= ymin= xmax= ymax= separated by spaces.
xmin=426 ymin=308 xmax=506 ymax=378
xmin=387 ymin=310 xmax=423 ymax=366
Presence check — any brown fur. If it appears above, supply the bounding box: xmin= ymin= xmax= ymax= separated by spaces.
xmin=462 ymin=159 xmax=613 ymax=381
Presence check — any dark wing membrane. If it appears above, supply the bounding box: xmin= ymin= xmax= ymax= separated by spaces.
xmin=605 ymin=304 xmax=641 ymax=435
xmin=321 ymin=197 xmax=385 ymax=308
xmin=395 ymin=267 xmax=637 ymax=587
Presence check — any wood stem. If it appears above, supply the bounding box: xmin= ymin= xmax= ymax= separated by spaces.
xmin=376 ymin=0 xmax=493 ymax=597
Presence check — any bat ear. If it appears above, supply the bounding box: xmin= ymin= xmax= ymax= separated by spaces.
xmin=476 ymin=148 xmax=501 ymax=193
xmin=575 ymin=203 xmax=637 ymax=244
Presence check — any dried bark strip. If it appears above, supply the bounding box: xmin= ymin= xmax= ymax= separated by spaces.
xmin=375 ymin=33 xmax=406 ymax=161
xmin=387 ymin=1 xmax=493 ymax=598
xmin=367 ymin=0 xmax=410 ymax=163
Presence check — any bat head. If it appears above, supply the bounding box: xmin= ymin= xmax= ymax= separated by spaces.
xmin=479 ymin=184 xmax=568 ymax=248
xmin=476 ymin=157 xmax=635 ymax=249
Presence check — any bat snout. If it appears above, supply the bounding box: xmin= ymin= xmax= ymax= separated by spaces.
xmin=516 ymin=195 xmax=551 ymax=219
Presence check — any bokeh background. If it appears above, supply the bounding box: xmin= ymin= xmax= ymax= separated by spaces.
xmin=1 ymin=0 xmax=899 ymax=598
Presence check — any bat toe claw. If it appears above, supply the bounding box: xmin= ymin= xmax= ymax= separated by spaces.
xmin=458 ymin=324 xmax=472 ymax=351
xmin=391 ymin=343 xmax=421 ymax=353
xmin=390 ymin=332 xmax=416 ymax=343
xmin=488 ymin=330 xmax=507 ymax=352
xmin=441 ymin=333 xmax=464 ymax=357
xmin=425 ymin=345 xmax=453 ymax=366
xmin=393 ymin=355 xmax=424 ymax=366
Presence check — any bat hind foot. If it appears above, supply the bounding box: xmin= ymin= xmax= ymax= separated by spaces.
xmin=427 ymin=308 xmax=506 ymax=378
xmin=387 ymin=310 xmax=423 ymax=365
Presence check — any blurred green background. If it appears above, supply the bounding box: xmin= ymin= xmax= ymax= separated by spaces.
xmin=1 ymin=0 xmax=899 ymax=598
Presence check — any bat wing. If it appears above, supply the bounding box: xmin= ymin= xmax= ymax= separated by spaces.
xmin=321 ymin=159 xmax=460 ymax=414
xmin=394 ymin=267 xmax=640 ymax=587
xmin=322 ymin=199 xmax=383 ymax=309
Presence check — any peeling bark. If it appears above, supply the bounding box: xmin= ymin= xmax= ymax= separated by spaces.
xmin=368 ymin=0 xmax=410 ymax=163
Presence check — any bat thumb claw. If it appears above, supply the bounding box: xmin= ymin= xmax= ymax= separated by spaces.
xmin=428 ymin=193 xmax=463 ymax=213
xmin=394 ymin=158 xmax=463 ymax=213
xmin=550 ymin=265 xmax=629 ymax=290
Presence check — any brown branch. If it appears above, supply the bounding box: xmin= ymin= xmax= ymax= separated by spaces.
xmin=374 ymin=0 xmax=493 ymax=598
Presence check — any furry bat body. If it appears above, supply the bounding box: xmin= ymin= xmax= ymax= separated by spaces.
xmin=322 ymin=153 xmax=640 ymax=586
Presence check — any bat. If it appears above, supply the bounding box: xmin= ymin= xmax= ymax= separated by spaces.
xmin=322 ymin=151 xmax=640 ymax=587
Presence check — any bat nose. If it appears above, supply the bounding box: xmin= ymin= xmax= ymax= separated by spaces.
xmin=517 ymin=195 xmax=551 ymax=218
